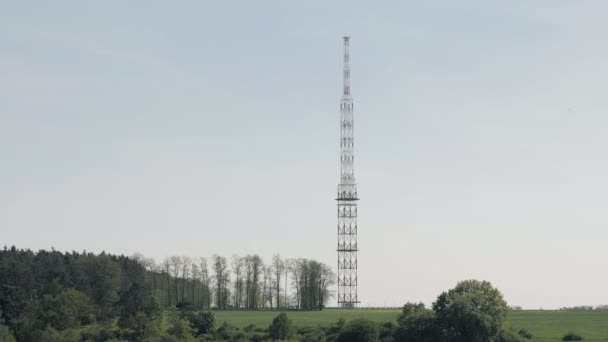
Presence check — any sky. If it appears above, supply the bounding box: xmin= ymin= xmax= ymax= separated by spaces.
xmin=1 ymin=1 xmax=608 ymax=309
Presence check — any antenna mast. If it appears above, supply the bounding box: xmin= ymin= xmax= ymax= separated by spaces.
xmin=337 ymin=36 xmax=359 ymax=308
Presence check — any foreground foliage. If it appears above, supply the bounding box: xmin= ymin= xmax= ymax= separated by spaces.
xmin=1 ymin=247 xmax=605 ymax=341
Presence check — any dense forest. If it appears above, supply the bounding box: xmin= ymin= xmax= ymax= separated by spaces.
xmin=0 ymin=246 xmax=334 ymax=341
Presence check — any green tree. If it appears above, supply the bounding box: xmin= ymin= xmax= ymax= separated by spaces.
xmin=38 ymin=326 xmax=80 ymax=342
xmin=432 ymin=280 xmax=509 ymax=342
xmin=268 ymin=313 xmax=295 ymax=341
xmin=337 ymin=319 xmax=379 ymax=342
xmin=395 ymin=302 xmax=439 ymax=342
xmin=76 ymin=254 xmax=122 ymax=320
xmin=0 ymin=324 xmax=16 ymax=342
xmin=41 ymin=288 xmax=94 ymax=330
xmin=121 ymin=311 xmax=162 ymax=341
xmin=11 ymin=299 xmax=44 ymax=342
xmin=119 ymin=295 xmax=163 ymax=341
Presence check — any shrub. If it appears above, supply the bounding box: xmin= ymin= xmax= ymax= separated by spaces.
xmin=518 ymin=328 xmax=533 ymax=339
xmin=563 ymin=331 xmax=583 ymax=341
xmin=337 ymin=319 xmax=379 ymax=342
xmin=216 ymin=321 xmax=239 ymax=340
xmin=298 ymin=326 xmax=326 ymax=342
xmin=188 ymin=311 xmax=215 ymax=336
xmin=326 ymin=317 xmax=345 ymax=336
xmin=497 ymin=328 xmax=526 ymax=342
xmin=167 ymin=318 xmax=194 ymax=341
xmin=268 ymin=313 xmax=295 ymax=341
xmin=336 ymin=317 xmax=346 ymax=329
xmin=379 ymin=321 xmax=395 ymax=340
xmin=301 ymin=329 xmax=326 ymax=342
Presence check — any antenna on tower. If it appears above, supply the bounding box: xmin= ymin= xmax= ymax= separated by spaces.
xmin=343 ymin=36 xmax=350 ymax=96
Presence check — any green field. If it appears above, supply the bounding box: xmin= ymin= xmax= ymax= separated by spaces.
xmin=214 ymin=309 xmax=608 ymax=341
xmin=510 ymin=310 xmax=608 ymax=341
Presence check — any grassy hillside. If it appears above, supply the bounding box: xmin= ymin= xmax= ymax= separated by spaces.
xmin=510 ymin=310 xmax=608 ymax=341
xmin=214 ymin=309 xmax=608 ymax=341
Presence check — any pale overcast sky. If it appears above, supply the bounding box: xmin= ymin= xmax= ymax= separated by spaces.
xmin=2 ymin=1 xmax=608 ymax=308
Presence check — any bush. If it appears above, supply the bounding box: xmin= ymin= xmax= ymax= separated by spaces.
xmin=167 ymin=318 xmax=194 ymax=341
xmin=497 ymin=328 xmax=526 ymax=342
xmin=188 ymin=310 xmax=215 ymax=336
xmin=326 ymin=317 xmax=345 ymax=336
xmin=379 ymin=321 xmax=395 ymax=341
xmin=337 ymin=319 xmax=379 ymax=342
xmin=216 ymin=321 xmax=239 ymax=340
xmin=518 ymin=328 xmax=533 ymax=339
xmin=336 ymin=317 xmax=346 ymax=329
xmin=563 ymin=331 xmax=583 ymax=341
xmin=297 ymin=326 xmax=326 ymax=342
xmin=300 ymin=329 xmax=326 ymax=342
xmin=268 ymin=313 xmax=295 ymax=341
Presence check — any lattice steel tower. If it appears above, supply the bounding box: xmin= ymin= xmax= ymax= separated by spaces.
xmin=337 ymin=36 xmax=359 ymax=308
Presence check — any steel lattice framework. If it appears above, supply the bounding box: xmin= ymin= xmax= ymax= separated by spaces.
xmin=337 ymin=36 xmax=359 ymax=308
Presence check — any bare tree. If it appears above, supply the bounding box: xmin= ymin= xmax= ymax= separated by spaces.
xmin=318 ymin=263 xmax=335 ymax=309
xmin=151 ymin=254 xmax=329 ymax=311
xmin=170 ymin=255 xmax=182 ymax=304
xmin=244 ymin=255 xmax=253 ymax=308
xmin=199 ymin=257 xmax=210 ymax=308
xmin=163 ymin=258 xmax=172 ymax=306
xmin=250 ymin=255 xmax=263 ymax=309
xmin=231 ymin=255 xmax=244 ymax=309
xmin=263 ymin=265 xmax=273 ymax=309
xmin=212 ymin=254 xmax=230 ymax=309
xmin=191 ymin=263 xmax=200 ymax=304
xmin=272 ymin=254 xmax=285 ymax=309
xmin=284 ymin=258 xmax=290 ymax=308
xmin=288 ymin=258 xmax=301 ymax=309
xmin=181 ymin=256 xmax=191 ymax=302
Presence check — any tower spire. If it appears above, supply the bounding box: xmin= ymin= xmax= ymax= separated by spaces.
xmin=343 ymin=36 xmax=350 ymax=96
xmin=337 ymin=36 xmax=359 ymax=308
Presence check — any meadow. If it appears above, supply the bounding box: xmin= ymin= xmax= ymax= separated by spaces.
xmin=214 ymin=309 xmax=608 ymax=341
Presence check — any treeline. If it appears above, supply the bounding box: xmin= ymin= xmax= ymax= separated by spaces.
xmin=0 ymin=263 xmax=534 ymax=342
xmin=559 ymin=305 xmax=608 ymax=311
xmin=0 ymin=246 xmax=334 ymax=341
xmin=136 ymin=253 xmax=334 ymax=310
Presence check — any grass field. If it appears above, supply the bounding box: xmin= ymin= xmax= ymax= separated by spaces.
xmin=214 ymin=309 xmax=608 ymax=342
xmin=510 ymin=310 xmax=608 ymax=341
